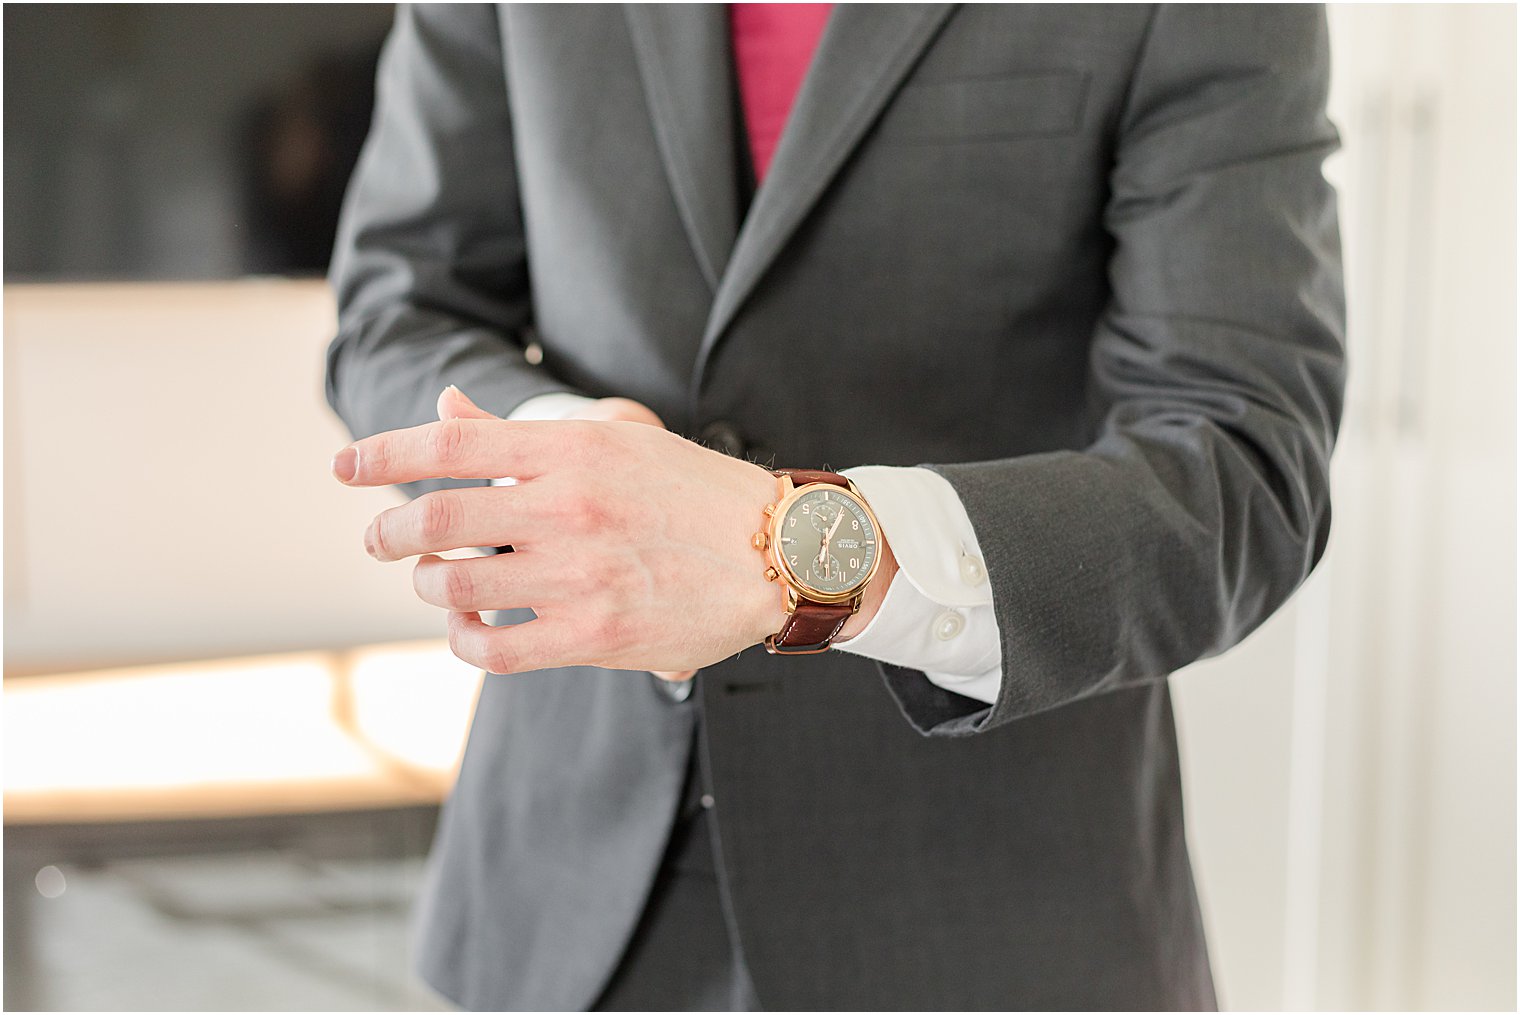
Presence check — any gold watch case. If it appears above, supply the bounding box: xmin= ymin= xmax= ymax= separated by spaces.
xmin=755 ymin=475 xmax=884 ymax=609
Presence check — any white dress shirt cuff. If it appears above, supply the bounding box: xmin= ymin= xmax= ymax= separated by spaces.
xmin=506 ymin=391 xmax=598 ymax=422
xmin=834 ymin=466 xmax=1004 ymax=705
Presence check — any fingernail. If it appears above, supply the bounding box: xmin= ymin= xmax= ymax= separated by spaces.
xmin=363 ymin=525 xmax=377 ymax=558
xmin=331 ymin=447 xmax=357 ymax=483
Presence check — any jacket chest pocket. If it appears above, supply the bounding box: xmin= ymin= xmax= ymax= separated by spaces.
xmin=876 ymin=69 xmax=1091 ymax=144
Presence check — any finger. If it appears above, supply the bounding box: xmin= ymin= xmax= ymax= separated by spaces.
xmin=437 ymin=385 xmax=500 ymax=422
xmin=333 ymin=418 xmax=564 ymax=486
xmin=447 ymin=610 xmax=584 ymax=675
xmin=366 ymin=485 xmax=546 ymax=562
xmin=413 ymin=551 xmax=545 ymax=612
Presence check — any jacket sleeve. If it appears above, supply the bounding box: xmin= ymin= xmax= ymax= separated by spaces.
xmin=324 ymin=3 xmax=581 ymax=502
xmin=879 ymin=5 xmax=1347 ymax=736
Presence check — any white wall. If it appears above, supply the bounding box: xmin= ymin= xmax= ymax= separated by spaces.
xmin=3 ymin=281 xmax=447 ymax=673
xmin=1173 ymin=4 xmax=1516 ymax=1009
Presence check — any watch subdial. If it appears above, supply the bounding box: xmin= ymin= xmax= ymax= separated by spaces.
xmin=810 ymin=554 xmax=843 ymax=584
xmin=809 ymin=503 xmax=842 ymax=534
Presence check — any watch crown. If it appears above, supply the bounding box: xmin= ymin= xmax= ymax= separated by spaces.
xmin=764 ymin=566 xmax=780 ymax=582
xmin=752 ymin=532 xmax=770 ymax=550
xmin=762 ymin=502 xmax=777 ymax=517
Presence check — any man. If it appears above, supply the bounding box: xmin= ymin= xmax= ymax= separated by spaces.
xmin=325 ymin=4 xmax=1344 ymax=1010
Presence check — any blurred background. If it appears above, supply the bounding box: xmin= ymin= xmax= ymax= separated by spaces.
xmin=2 ymin=3 xmax=1514 ymax=1010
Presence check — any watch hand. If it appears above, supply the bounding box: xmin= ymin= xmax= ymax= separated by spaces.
xmin=826 ymin=511 xmax=845 ymax=541
xmin=821 ymin=512 xmax=845 ymax=578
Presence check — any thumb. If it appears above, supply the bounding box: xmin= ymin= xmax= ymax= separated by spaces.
xmin=437 ymin=385 xmax=500 ymax=422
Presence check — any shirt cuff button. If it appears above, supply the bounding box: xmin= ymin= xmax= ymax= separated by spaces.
xmin=959 ymin=553 xmax=985 ymax=586
xmin=933 ymin=609 xmax=965 ymax=641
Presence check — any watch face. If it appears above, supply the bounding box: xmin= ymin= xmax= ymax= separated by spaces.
xmin=776 ymin=486 xmax=879 ymax=596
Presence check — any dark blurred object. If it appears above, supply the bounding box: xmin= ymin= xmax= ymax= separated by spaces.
xmin=3 ymin=4 xmax=393 ymax=281
xmin=238 ymin=37 xmax=386 ymax=273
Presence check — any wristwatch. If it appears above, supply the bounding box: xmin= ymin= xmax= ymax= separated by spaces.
xmin=752 ymin=469 xmax=884 ymax=654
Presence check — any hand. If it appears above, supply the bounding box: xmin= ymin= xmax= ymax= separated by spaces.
xmin=435 ymin=388 xmax=693 ymax=682
xmin=332 ymin=388 xmax=787 ymax=681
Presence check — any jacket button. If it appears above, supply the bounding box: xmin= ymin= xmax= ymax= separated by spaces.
xmin=699 ymin=420 xmax=747 ymax=458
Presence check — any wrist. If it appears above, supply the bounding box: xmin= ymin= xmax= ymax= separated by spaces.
xmin=743 ymin=467 xmax=793 ymax=645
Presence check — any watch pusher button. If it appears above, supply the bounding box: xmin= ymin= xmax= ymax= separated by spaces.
xmin=764 ymin=566 xmax=781 ymax=582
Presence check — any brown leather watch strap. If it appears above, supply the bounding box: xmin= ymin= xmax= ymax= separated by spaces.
xmin=773 ymin=468 xmax=849 ymax=489
xmin=764 ymin=602 xmax=855 ymax=655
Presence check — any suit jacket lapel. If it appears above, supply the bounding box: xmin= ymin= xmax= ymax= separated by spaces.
xmin=692 ymin=3 xmax=957 ymax=392
xmin=625 ymin=4 xmax=742 ymax=291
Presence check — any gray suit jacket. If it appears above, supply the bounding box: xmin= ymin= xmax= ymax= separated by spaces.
xmin=325 ymin=4 xmax=1344 ymax=1009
